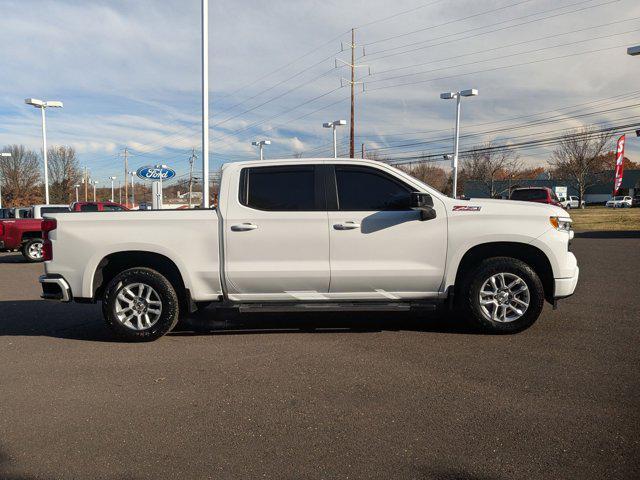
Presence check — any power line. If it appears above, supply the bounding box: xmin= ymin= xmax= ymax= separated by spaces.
xmin=366 ymin=0 xmax=619 ymax=60
xmin=364 ymin=0 xmax=537 ymax=46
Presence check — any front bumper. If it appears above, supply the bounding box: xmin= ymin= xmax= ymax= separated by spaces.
xmin=554 ymin=266 xmax=579 ymax=299
xmin=39 ymin=274 xmax=72 ymax=302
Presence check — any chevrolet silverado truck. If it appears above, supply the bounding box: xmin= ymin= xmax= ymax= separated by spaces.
xmin=1 ymin=204 xmax=70 ymax=261
xmin=39 ymin=158 xmax=579 ymax=341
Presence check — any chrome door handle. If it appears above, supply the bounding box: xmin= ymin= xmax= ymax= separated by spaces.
xmin=231 ymin=223 xmax=258 ymax=231
xmin=333 ymin=221 xmax=360 ymax=230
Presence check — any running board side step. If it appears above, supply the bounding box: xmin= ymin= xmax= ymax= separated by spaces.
xmin=237 ymin=302 xmax=437 ymax=313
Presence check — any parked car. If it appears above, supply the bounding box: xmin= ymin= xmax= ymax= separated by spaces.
xmin=0 ymin=204 xmax=70 ymax=261
xmin=39 ymin=158 xmax=579 ymax=341
xmin=510 ymin=187 xmax=563 ymax=207
xmin=70 ymin=201 xmax=129 ymax=212
xmin=558 ymin=196 xmax=585 ymax=210
xmin=605 ymin=196 xmax=632 ymax=208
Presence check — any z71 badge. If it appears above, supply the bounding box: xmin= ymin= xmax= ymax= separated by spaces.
xmin=453 ymin=205 xmax=481 ymax=211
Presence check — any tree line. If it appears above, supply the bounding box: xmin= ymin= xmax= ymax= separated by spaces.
xmin=386 ymin=127 xmax=637 ymax=200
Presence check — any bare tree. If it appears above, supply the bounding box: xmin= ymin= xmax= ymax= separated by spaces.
xmin=48 ymin=146 xmax=81 ymax=204
xmin=549 ymin=127 xmax=612 ymax=203
xmin=0 ymin=144 xmax=42 ymax=207
xmin=459 ymin=143 xmax=521 ymax=197
xmin=401 ymin=162 xmax=451 ymax=195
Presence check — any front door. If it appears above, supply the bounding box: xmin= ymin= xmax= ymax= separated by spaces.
xmin=327 ymin=164 xmax=447 ymax=300
xmin=223 ymin=164 xmax=330 ymax=301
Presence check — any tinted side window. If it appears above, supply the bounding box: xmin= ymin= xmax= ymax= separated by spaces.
xmin=102 ymin=205 xmax=125 ymax=211
xmin=41 ymin=207 xmax=70 ymax=214
xmin=80 ymin=204 xmax=99 ymax=212
xmin=241 ymin=166 xmax=317 ymax=211
xmin=335 ymin=166 xmax=412 ymax=211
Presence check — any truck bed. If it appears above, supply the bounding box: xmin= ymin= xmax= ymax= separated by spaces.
xmin=44 ymin=209 xmax=222 ymax=301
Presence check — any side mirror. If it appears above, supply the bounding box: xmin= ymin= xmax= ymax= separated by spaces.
xmin=410 ymin=192 xmax=437 ymax=221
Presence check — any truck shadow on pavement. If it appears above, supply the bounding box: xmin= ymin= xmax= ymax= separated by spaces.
xmin=0 ymin=300 xmax=477 ymax=342
xmin=0 ymin=254 xmax=27 ymax=264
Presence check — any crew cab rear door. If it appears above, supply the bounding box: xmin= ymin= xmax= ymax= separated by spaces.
xmin=326 ymin=164 xmax=447 ymax=299
xmin=223 ymin=164 xmax=330 ymax=301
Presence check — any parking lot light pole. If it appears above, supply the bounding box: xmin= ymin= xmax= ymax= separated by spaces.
xmin=440 ymin=89 xmax=478 ymax=198
xmin=73 ymin=184 xmax=80 ymax=203
xmin=93 ymin=181 xmax=98 ymax=201
xmin=24 ymin=98 xmax=63 ymax=205
xmin=109 ymin=176 xmax=116 ymax=202
xmin=0 ymin=152 xmax=11 ymax=209
xmin=323 ymin=120 xmax=347 ymax=158
xmin=251 ymin=140 xmax=271 ymax=160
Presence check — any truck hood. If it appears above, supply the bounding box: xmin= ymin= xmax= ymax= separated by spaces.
xmin=454 ymin=197 xmax=567 ymax=218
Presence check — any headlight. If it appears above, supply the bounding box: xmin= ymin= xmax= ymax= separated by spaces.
xmin=550 ymin=216 xmax=572 ymax=232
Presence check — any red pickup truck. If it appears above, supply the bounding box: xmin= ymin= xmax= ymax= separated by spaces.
xmin=1 ymin=202 xmax=128 ymax=262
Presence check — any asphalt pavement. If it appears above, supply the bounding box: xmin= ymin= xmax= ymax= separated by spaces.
xmin=0 ymin=233 xmax=638 ymax=479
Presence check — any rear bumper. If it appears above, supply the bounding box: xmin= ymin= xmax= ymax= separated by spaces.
xmin=554 ymin=266 xmax=579 ymax=299
xmin=39 ymin=274 xmax=72 ymax=302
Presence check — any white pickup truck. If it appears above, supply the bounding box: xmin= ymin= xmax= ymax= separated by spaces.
xmin=39 ymin=158 xmax=579 ymax=341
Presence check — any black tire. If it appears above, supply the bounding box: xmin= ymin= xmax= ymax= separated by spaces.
xmin=102 ymin=267 xmax=180 ymax=341
xmin=22 ymin=238 xmax=44 ymax=263
xmin=459 ymin=257 xmax=544 ymax=334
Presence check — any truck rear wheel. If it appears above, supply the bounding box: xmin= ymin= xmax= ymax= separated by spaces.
xmin=460 ymin=257 xmax=544 ymax=334
xmin=22 ymin=238 xmax=44 ymax=262
xmin=103 ymin=267 xmax=180 ymax=341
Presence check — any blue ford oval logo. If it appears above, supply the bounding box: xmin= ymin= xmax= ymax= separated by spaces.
xmin=136 ymin=166 xmax=176 ymax=180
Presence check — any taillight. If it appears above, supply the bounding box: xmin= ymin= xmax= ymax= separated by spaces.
xmin=41 ymin=219 xmax=57 ymax=261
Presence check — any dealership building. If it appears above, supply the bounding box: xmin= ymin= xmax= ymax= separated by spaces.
xmin=464 ymin=169 xmax=640 ymax=203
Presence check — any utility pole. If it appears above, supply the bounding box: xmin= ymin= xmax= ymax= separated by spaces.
xmin=188 ymin=148 xmax=196 ymax=207
xmin=335 ymin=30 xmax=370 ymax=159
xmin=361 ymin=143 xmax=365 ymax=159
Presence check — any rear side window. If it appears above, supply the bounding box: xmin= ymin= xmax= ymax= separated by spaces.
xmin=102 ymin=204 xmax=125 ymax=212
xmin=335 ymin=166 xmax=412 ymax=211
xmin=80 ymin=204 xmax=99 ymax=212
xmin=240 ymin=165 xmax=318 ymax=211
xmin=511 ymin=189 xmax=547 ymax=201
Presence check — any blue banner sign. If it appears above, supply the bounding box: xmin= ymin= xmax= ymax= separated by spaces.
xmin=136 ymin=166 xmax=176 ymax=181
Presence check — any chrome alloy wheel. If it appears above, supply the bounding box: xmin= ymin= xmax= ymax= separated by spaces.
xmin=115 ymin=283 xmax=163 ymax=331
xmin=28 ymin=242 xmax=43 ymax=259
xmin=479 ymin=273 xmax=530 ymax=323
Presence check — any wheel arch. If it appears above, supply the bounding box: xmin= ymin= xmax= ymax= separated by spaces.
xmin=92 ymin=251 xmax=192 ymax=310
xmin=450 ymin=242 xmax=554 ymax=303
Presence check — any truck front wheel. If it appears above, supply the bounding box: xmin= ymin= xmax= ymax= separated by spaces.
xmin=103 ymin=267 xmax=180 ymax=341
xmin=22 ymin=238 xmax=44 ymax=262
xmin=460 ymin=257 xmax=545 ymax=334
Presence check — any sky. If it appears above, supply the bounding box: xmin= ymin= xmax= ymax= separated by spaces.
xmin=0 ymin=0 xmax=639 ymax=187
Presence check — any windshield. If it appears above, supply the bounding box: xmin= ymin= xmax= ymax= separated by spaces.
xmin=511 ymin=189 xmax=548 ymax=201
xmin=613 ymin=196 xmax=624 ymax=201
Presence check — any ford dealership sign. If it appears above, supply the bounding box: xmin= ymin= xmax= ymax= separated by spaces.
xmin=136 ymin=166 xmax=176 ymax=181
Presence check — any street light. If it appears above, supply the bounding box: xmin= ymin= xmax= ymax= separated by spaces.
xmin=627 ymin=45 xmax=640 ymax=56
xmin=128 ymin=171 xmax=136 ymax=208
xmin=0 ymin=152 xmax=11 ymax=209
xmin=25 ymin=98 xmax=63 ymax=205
xmin=73 ymin=184 xmax=80 ymax=203
xmin=251 ymin=140 xmax=271 ymax=160
xmin=440 ymin=88 xmax=478 ymax=198
xmin=109 ymin=176 xmax=117 ymax=202
xmin=92 ymin=180 xmax=98 ymax=201
xmin=155 ymin=164 xmax=168 ymax=209
xmin=323 ymin=120 xmax=347 ymax=158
